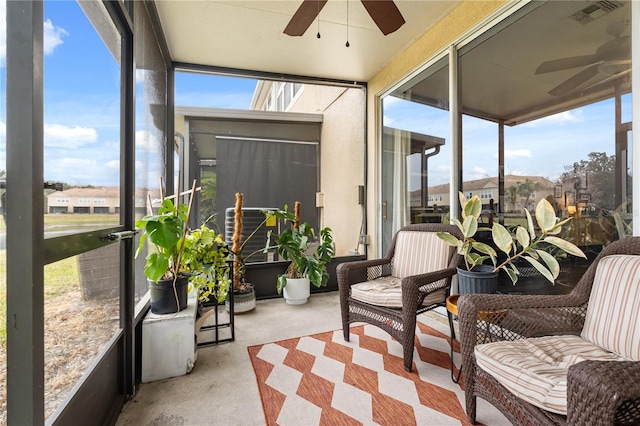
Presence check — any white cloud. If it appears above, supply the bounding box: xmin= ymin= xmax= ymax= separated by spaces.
xmin=506 ymin=169 xmax=524 ymax=176
xmin=135 ymin=129 xmax=162 ymax=152
xmin=43 ymin=19 xmax=68 ymax=56
xmin=472 ymin=166 xmax=487 ymax=175
xmin=523 ymin=110 xmax=584 ymax=127
xmin=464 ymin=166 xmax=490 ymax=181
xmin=45 ymin=124 xmax=98 ymax=148
xmin=382 ymin=96 xmax=403 ymax=108
xmin=0 ymin=12 xmax=68 ymax=66
xmin=504 ymin=149 xmax=532 ymax=159
xmin=45 ymin=156 xmax=120 ymax=186
xmin=106 ymin=160 xmax=119 ymax=169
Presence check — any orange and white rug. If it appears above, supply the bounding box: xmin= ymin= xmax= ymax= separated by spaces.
xmin=247 ymin=315 xmax=508 ymax=425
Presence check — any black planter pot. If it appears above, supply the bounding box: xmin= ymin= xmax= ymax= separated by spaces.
xmin=149 ymin=274 xmax=189 ymax=314
xmin=457 ymin=265 xmax=499 ymax=294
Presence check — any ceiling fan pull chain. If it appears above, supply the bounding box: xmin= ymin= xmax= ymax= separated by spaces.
xmin=317 ymin=0 xmax=321 ymax=39
xmin=346 ymin=0 xmax=350 ymax=47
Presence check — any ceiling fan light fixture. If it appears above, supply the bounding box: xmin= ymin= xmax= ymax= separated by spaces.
xmin=345 ymin=0 xmax=349 ymax=47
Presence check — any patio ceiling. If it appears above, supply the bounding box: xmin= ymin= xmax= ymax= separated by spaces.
xmin=154 ymin=0 xmax=461 ymax=82
xmin=392 ymin=1 xmax=632 ymax=125
xmin=155 ymin=1 xmax=632 ymax=125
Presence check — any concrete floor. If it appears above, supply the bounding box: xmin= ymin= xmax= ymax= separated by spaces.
xmin=115 ymin=292 xmax=499 ymax=426
xmin=116 ymin=292 xmax=345 ymax=426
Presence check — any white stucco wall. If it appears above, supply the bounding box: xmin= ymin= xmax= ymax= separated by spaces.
xmin=288 ymin=85 xmax=366 ymax=256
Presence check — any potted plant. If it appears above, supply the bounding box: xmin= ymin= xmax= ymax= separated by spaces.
xmin=436 ymin=192 xmax=586 ymax=294
xmin=227 ymin=192 xmax=261 ymax=313
xmin=135 ymin=197 xmax=192 ymax=314
xmin=264 ymin=201 xmax=334 ymax=305
xmin=182 ymin=222 xmax=231 ymax=305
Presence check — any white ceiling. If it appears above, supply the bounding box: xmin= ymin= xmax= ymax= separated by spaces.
xmin=392 ymin=1 xmax=632 ymax=124
xmin=157 ymin=1 xmax=632 ymax=125
xmin=154 ymin=0 xmax=461 ymax=82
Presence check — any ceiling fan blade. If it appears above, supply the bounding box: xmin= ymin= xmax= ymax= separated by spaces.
xmin=360 ymin=0 xmax=405 ymax=35
xmin=583 ymin=68 xmax=631 ymax=92
xmin=535 ymin=55 xmax=598 ymax=74
xmin=598 ymin=60 xmax=631 ymax=76
xmin=548 ymin=64 xmax=601 ymax=97
xmin=284 ymin=0 xmax=328 ymax=36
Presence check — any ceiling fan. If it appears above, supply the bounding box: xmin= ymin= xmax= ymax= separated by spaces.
xmin=284 ymin=0 xmax=405 ymax=37
xmin=536 ymin=20 xmax=630 ymax=97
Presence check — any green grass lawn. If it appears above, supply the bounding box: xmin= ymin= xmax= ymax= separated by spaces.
xmin=0 ymin=254 xmax=79 ymax=348
xmin=0 ymin=213 xmax=120 ymax=231
xmin=0 ymin=213 xmax=118 ymax=347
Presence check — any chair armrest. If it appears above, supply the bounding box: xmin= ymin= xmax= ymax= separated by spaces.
xmin=336 ymin=258 xmax=391 ymax=290
xmin=400 ymin=266 xmax=457 ymax=308
xmin=458 ymin=293 xmax=587 ymax=342
xmin=567 ymin=360 xmax=640 ymax=426
xmin=459 ymin=293 xmax=585 ymax=313
xmin=401 ymin=267 xmax=458 ymax=294
xmin=336 ymin=258 xmax=391 ymax=274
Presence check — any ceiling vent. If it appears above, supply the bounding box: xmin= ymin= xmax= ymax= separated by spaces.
xmin=571 ymin=1 xmax=623 ymax=24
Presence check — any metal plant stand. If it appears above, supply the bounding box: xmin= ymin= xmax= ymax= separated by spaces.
xmin=196 ymin=260 xmax=235 ymax=347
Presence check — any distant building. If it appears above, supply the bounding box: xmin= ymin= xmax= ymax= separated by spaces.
xmin=425 ymin=175 xmax=556 ymax=212
xmin=46 ymin=187 xmax=161 ymax=215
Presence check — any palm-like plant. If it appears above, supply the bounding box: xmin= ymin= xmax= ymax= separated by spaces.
xmin=517 ymin=178 xmax=544 ymax=210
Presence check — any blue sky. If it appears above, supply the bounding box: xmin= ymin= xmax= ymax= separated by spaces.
xmin=0 ymin=0 xmax=257 ymax=187
xmin=384 ymin=94 xmax=632 ymax=189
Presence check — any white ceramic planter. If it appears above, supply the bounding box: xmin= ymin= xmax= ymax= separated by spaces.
xmin=282 ymin=277 xmax=310 ymax=305
xmin=225 ymin=285 xmax=256 ymax=314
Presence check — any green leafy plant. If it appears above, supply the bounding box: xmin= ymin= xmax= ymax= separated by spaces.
xmin=182 ymin=224 xmax=231 ymax=303
xmin=135 ymin=198 xmax=189 ymax=282
xmin=436 ymin=192 xmax=587 ymax=284
xmin=264 ymin=203 xmax=334 ymax=294
xmin=229 ymin=192 xmax=280 ymax=293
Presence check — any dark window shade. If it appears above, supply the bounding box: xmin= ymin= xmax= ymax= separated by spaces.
xmin=216 ymin=138 xmax=319 ymax=234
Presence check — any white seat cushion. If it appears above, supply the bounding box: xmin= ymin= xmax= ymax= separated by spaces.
xmin=349 ymin=231 xmax=453 ymax=308
xmin=475 ymin=335 xmax=625 ymax=415
xmin=351 ymin=276 xmax=447 ymax=308
xmin=581 ymin=254 xmax=640 ymax=361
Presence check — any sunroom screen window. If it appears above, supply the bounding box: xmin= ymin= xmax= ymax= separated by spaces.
xmin=41 ymin=0 xmax=121 ymax=418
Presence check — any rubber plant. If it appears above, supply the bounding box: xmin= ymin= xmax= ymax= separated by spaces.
xmin=436 ymin=192 xmax=587 ymax=284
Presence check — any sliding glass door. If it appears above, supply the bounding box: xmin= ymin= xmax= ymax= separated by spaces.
xmin=379 ymin=1 xmax=633 ymax=285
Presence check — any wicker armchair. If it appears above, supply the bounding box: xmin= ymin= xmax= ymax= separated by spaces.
xmin=337 ymin=223 xmax=462 ymax=372
xmin=459 ymin=237 xmax=640 ymax=426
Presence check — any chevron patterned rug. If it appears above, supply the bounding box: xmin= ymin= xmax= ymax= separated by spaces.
xmin=247 ymin=314 xmax=508 ymax=425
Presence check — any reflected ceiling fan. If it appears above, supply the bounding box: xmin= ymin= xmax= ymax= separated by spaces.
xmin=536 ymin=20 xmax=630 ymax=97
xmin=284 ymin=0 xmax=405 ymax=37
